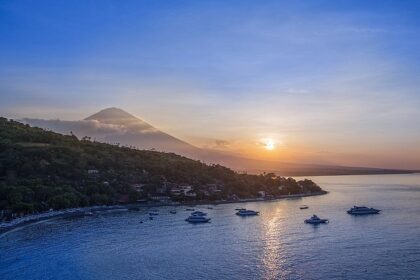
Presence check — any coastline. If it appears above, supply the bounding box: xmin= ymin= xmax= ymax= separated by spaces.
xmin=292 ymin=171 xmax=420 ymax=177
xmin=0 ymin=191 xmax=327 ymax=234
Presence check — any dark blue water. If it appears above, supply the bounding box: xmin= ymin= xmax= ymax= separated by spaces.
xmin=1 ymin=174 xmax=420 ymax=280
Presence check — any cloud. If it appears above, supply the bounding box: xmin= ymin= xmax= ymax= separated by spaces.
xmin=213 ymin=139 xmax=231 ymax=149
xmin=19 ymin=117 xmax=202 ymax=157
xmin=20 ymin=118 xmax=149 ymax=137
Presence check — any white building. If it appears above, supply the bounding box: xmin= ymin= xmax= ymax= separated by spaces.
xmin=132 ymin=183 xmax=146 ymax=192
xmin=170 ymin=185 xmax=193 ymax=196
xmin=258 ymin=191 xmax=266 ymax=198
xmin=150 ymin=196 xmax=171 ymax=203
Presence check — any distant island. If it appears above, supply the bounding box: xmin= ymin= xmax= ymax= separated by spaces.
xmin=0 ymin=118 xmax=325 ymax=222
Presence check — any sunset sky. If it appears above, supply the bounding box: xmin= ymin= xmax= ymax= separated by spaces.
xmin=1 ymin=1 xmax=420 ymax=169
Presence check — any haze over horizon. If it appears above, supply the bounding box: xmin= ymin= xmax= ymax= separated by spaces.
xmin=1 ymin=1 xmax=420 ymax=169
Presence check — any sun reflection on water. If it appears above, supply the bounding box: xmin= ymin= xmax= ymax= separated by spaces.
xmin=260 ymin=207 xmax=287 ymax=280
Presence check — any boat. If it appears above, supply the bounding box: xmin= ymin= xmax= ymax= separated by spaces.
xmin=149 ymin=212 xmax=159 ymax=216
xmin=84 ymin=211 xmax=93 ymax=216
xmin=347 ymin=206 xmax=381 ymax=215
xmin=236 ymin=209 xmax=259 ymax=216
xmin=191 ymin=211 xmax=207 ymax=216
xmin=300 ymin=205 xmax=309 ymax=209
xmin=235 ymin=208 xmax=246 ymax=211
xmin=304 ymin=215 xmax=328 ymax=224
xmin=185 ymin=215 xmax=211 ymax=223
xmin=169 ymin=210 xmax=177 ymax=214
xmin=185 ymin=208 xmax=195 ymax=211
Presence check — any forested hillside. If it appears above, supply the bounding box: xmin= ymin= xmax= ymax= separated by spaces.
xmin=0 ymin=118 xmax=323 ymax=216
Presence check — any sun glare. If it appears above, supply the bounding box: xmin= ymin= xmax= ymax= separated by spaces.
xmin=264 ymin=139 xmax=275 ymax=150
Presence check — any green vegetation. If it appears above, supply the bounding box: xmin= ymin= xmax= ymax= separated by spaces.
xmin=0 ymin=118 xmax=323 ymax=218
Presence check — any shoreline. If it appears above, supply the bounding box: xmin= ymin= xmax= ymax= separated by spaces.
xmin=292 ymin=171 xmax=420 ymax=177
xmin=0 ymin=191 xmax=327 ymax=234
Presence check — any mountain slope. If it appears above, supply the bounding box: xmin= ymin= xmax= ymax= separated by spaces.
xmin=84 ymin=107 xmax=200 ymax=154
xmin=23 ymin=108 xmax=202 ymax=158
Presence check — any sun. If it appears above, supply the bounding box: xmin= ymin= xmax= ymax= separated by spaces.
xmin=264 ymin=139 xmax=275 ymax=150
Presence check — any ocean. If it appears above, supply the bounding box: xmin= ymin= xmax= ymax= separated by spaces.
xmin=1 ymin=174 xmax=419 ymax=280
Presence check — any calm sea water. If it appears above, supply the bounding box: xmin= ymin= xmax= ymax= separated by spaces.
xmin=1 ymin=174 xmax=420 ymax=280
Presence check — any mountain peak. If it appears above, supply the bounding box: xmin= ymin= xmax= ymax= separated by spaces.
xmin=81 ymin=107 xmax=197 ymax=153
xmin=85 ymin=107 xmax=156 ymax=130
xmin=85 ymin=107 xmax=138 ymax=123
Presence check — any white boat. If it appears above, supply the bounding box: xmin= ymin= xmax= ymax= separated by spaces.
xmin=185 ymin=215 xmax=211 ymax=223
xmin=236 ymin=209 xmax=259 ymax=216
xmin=347 ymin=206 xmax=381 ymax=215
xmin=304 ymin=215 xmax=328 ymax=224
xmin=191 ymin=211 xmax=207 ymax=216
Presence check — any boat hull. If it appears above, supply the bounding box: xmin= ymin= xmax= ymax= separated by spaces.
xmin=347 ymin=210 xmax=380 ymax=215
xmin=236 ymin=212 xmax=259 ymax=216
xmin=304 ymin=219 xmax=328 ymax=224
xmin=185 ymin=218 xmax=211 ymax=223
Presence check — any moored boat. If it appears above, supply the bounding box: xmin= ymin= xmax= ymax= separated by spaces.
xmin=304 ymin=215 xmax=328 ymax=224
xmin=347 ymin=206 xmax=381 ymax=215
xmin=236 ymin=209 xmax=259 ymax=216
xmin=185 ymin=215 xmax=211 ymax=223
xmin=191 ymin=211 xmax=207 ymax=216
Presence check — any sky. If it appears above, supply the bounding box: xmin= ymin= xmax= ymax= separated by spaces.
xmin=1 ymin=0 xmax=420 ymax=169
